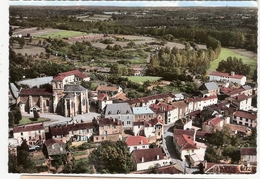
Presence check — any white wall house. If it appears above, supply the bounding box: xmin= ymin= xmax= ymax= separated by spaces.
xmin=230 ymin=94 xmax=252 ymax=111
xmin=209 ymin=71 xmax=246 ymax=85
xmin=240 ymin=147 xmax=257 ymax=164
xmin=125 ymin=136 xmax=149 ymax=153
xmin=13 ymin=123 xmax=45 ymax=145
xmin=132 ymin=148 xmax=171 ymax=171
xmin=233 ymin=110 xmax=257 ymax=128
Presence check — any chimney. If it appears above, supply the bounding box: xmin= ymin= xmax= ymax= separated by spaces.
xmin=140 ymin=140 xmax=143 ymax=145
xmin=230 ymin=71 xmax=235 ymax=76
xmin=141 ymin=157 xmax=144 ymax=162
xmin=157 ymin=154 xmax=159 ymax=160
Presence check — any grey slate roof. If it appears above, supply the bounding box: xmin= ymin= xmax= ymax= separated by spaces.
xmin=9 ymin=83 xmax=19 ymax=98
xmin=17 ymin=76 xmax=53 ymax=88
xmin=242 ymin=85 xmax=252 ymax=90
xmin=63 ymin=93 xmax=74 ymax=99
xmin=104 ymin=103 xmax=133 ymax=115
xmin=200 ymin=82 xmax=219 ymax=91
xmin=64 ymin=84 xmax=87 ymax=92
xmin=132 ymin=107 xmax=154 ymax=115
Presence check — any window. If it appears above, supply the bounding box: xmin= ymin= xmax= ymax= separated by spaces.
xmin=127 ymin=121 xmax=131 ymax=125
xmin=46 ymin=100 xmax=49 ymax=107
xmin=38 ymin=130 xmax=41 ymax=134
xmin=96 ymin=137 xmax=98 ymax=140
xmin=142 ymin=146 xmax=145 ymax=148
xmin=86 ymin=129 xmax=89 ymax=133
xmin=108 ymin=125 xmax=110 ymax=129
xmin=21 ymin=132 xmax=23 ymax=136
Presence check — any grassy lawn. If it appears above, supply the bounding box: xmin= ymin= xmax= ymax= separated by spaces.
xmin=18 ymin=116 xmax=50 ymax=125
xmin=73 ymin=151 xmax=88 ymax=157
xmin=209 ymin=48 xmax=257 ymax=77
xmin=33 ymin=30 xmax=88 ymax=39
xmin=125 ymin=76 xmax=162 ymax=83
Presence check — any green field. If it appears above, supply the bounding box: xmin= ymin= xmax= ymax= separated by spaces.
xmin=18 ymin=116 xmax=50 ymax=125
xmin=33 ymin=30 xmax=88 ymax=39
xmin=209 ymin=48 xmax=257 ymax=77
xmin=125 ymin=76 xmax=162 ymax=83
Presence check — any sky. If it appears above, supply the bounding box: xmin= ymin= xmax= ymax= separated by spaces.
xmin=9 ymin=0 xmax=258 ymax=7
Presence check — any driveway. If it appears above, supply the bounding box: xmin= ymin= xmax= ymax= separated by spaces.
xmin=22 ymin=112 xmax=100 ymax=126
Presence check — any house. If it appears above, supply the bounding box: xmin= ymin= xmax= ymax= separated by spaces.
xmin=42 ymin=139 xmax=67 ymax=159
xmin=240 ymin=147 xmax=257 ymax=165
xmin=92 ymin=117 xmax=122 ymax=143
xmin=171 ymin=101 xmax=188 ymax=119
xmin=126 ymin=93 xmax=176 ymax=107
xmin=102 ymin=103 xmax=134 ymax=129
xmin=209 ymin=71 xmax=246 ymax=85
xmin=17 ymin=88 xmax=53 ymax=114
xmin=132 ymin=106 xmax=155 ymax=122
xmin=125 ymin=136 xmax=149 ymax=153
xmin=133 ymin=117 xmax=164 ymax=141
xmin=150 ymin=103 xmax=178 ymax=125
xmin=241 ymin=85 xmax=253 ymax=96
xmin=13 ymin=123 xmax=45 ymax=145
xmin=219 ymin=86 xmax=244 ymax=98
xmin=228 ymin=94 xmax=252 ymax=111
xmin=198 ymin=82 xmax=219 ymax=96
xmin=132 ymin=148 xmax=171 ymax=171
xmin=173 ymin=129 xmax=206 ymax=161
xmin=233 ymin=110 xmax=257 ymax=128
xmin=52 ymin=70 xmax=90 ymax=86
xmin=96 ymin=85 xmax=122 ymax=97
xmin=46 ymin=122 xmax=95 ymax=143
xmin=97 ymin=93 xmax=113 ymax=113
xmin=174 ymin=117 xmax=193 ymax=130
xmin=202 ymin=117 xmax=224 ymax=133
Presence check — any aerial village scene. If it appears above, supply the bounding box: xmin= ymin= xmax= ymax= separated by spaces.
xmin=8 ymin=2 xmax=257 ymax=175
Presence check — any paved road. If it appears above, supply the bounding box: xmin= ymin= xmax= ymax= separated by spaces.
xmin=162 ymin=124 xmax=198 ymax=174
xmin=22 ymin=112 xmax=100 ymax=126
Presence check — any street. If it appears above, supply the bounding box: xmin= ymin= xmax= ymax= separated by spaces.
xmin=22 ymin=112 xmax=100 ymax=126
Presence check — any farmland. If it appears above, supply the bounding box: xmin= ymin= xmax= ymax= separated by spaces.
xmin=209 ymin=47 xmax=257 ymax=77
xmin=124 ymin=76 xmax=162 ymax=83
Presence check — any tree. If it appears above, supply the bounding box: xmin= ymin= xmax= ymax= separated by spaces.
xmin=16 ymin=140 xmax=36 ymax=172
xmin=19 ymin=37 xmax=25 ymax=49
xmin=147 ymin=163 xmax=161 ymax=174
xmin=88 ymin=140 xmax=134 ymax=173
xmin=33 ymin=110 xmax=40 ymax=119
xmin=216 ymin=57 xmax=251 ymax=76
xmin=72 ymin=160 xmax=93 ymax=173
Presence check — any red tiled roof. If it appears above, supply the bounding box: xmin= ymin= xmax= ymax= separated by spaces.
xmin=174 ymin=129 xmax=197 ymax=150
xmin=200 ymin=95 xmax=217 ymax=101
xmin=240 ymin=147 xmax=256 ymax=155
xmin=210 ymin=71 xmax=245 ymax=79
xmin=52 ymin=70 xmax=89 ymax=81
xmin=13 ymin=123 xmax=44 ymax=133
xmin=98 ymin=118 xmax=121 ymax=126
xmin=49 ymin=122 xmax=94 ymax=136
xmin=187 ymin=110 xmax=201 ymax=117
xmin=203 ymin=117 xmax=222 ymax=126
xmin=127 ymin=93 xmax=175 ymax=105
xmin=97 ymin=93 xmax=109 ymax=101
xmin=125 ymin=136 xmax=149 ymax=146
xmin=220 ymin=87 xmax=244 ymax=96
xmin=157 ymin=165 xmax=183 ymax=174
xmin=44 ymin=138 xmax=65 ymax=146
xmin=150 ymin=103 xmax=175 ymax=113
xmin=132 ymin=148 xmax=164 ymax=163
xmin=234 ymin=111 xmax=257 ymax=120
xmin=150 ymin=117 xmax=164 ymax=125
xmin=232 ymin=94 xmax=249 ymax=102
xmin=19 ymin=88 xmax=52 ymax=96
xmin=196 ymin=131 xmax=212 ymax=137
xmin=96 ymin=85 xmax=119 ymax=92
